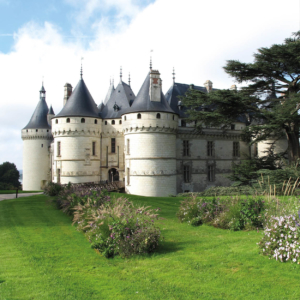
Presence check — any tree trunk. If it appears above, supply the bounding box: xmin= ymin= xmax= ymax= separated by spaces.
xmin=286 ymin=130 xmax=300 ymax=162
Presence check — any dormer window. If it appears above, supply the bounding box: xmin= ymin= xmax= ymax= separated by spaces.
xmin=113 ymin=102 xmax=119 ymax=111
xmin=81 ymin=118 xmax=85 ymax=123
xmin=137 ymin=113 xmax=141 ymax=119
xmin=66 ymin=118 xmax=70 ymax=123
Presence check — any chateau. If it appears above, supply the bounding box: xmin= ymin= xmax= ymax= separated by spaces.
xmin=21 ymin=66 xmax=287 ymax=196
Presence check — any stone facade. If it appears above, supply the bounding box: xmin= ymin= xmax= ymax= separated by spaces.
xmin=22 ymin=69 xmax=288 ymax=195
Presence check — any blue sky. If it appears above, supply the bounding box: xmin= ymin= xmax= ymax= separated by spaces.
xmin=0 ymin=0 xmax=154 ymax=52
xmin=0 ymin=0 xmax=298 ymax=169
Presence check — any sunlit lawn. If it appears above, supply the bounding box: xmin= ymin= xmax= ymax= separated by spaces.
xmin=0 ymin=193 xmax=299 ymax=299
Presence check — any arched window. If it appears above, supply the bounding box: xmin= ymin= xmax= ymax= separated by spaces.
xmin=124 ymin=116 xmax=127 ymax=121
xmin=66 ymin=118 xmax=70 ymax=123
xmin=119 ymin=120 xmax=122 ymax=124
xmin=105 ymin=121 xmax=107 ymax=125
xmin=55 ymin=119 xmax=58 ymax=124
xmin=81 ymin=118 xmax=85 ymax=123
xmin=156 ymin=113 xmax=161 ymax=119
xmin=112 ymin=120 xmax=115 ymax=125
xmin=94 ymin=119 xmax=97 ymax=124
xmin=137 ymin=113 xmax=141 ymax=119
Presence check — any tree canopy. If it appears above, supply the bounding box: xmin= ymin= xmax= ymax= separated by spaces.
xmin=182 ymin=31 xmax=300 ymax=161
xmin=0 ymin=162 xmax=20 ymax=189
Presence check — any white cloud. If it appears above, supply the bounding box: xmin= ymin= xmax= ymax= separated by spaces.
xmin=0 ymin=0 xmax=299 ymax=169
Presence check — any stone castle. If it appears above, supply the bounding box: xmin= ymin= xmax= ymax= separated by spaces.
xmin=21 ymin=66 xmax=287 ymax=196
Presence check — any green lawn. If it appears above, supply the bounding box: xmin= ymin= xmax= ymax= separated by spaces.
xmin=0 ymin=190 xmax=42 ymax=194
xmin=0 ymin=193 xmax=299 ymax=299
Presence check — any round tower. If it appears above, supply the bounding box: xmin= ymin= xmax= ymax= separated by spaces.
xmin=52 ymin=74 xmax=101 ymax=184
xmin=122 ymin=70 xmax=178 ymax=197
xmin=22 ymin=84 xmax=52 ymax=190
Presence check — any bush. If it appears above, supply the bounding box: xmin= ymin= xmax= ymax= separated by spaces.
xmin=177 ymin=195 xmax=265 ymax=231
xmin=258 ymin=214 xmax=300 ymax=263
xmin=44 ymin=182 xmax=63 ymax=196
xmin=55 ymin=189 xmax=163 ymax=258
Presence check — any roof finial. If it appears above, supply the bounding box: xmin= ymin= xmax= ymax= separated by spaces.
xmin=120 ymin=66 xmax=122 ymax=83
xmin=172 ymin=67 xmax=175 ymax=84
xmin=80 ymin=57 xmax=84 ymax=79
xmin=128 ymin=72 xmax=131 ymax=86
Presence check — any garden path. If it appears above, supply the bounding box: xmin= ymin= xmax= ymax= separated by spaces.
xmin=0 ymin=192 xmax=43 ymax=201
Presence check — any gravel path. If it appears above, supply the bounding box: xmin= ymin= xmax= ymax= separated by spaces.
xmin=0 ymin=192 xmax=44 ymax=201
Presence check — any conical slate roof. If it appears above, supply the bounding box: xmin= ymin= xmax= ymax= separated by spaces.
xmin=23 ymin=91 xmax=50 ymax=130
xmin=101 ymin=80 xmax=135 ymax=119
xmin=56 ymin=78 xmax=99 ymax=118
xmin=124 ymin=72 xmax=175 ymax=115
xmin=48 ymin=105 xmax=55 ymax=115
xmin=104 ymin=81 xmax=115 ymax=105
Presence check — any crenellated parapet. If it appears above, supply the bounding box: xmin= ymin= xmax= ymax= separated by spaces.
xmin=21 ymin=129 xmax=53 ymax=140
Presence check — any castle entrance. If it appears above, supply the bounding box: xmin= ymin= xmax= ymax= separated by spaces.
xmin=108 ymin=168 xmax=119 ymax=182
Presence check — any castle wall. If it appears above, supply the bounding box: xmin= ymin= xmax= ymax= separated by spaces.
xmin=22 ymin=129 xmax=52 ymax=190
xmin=123 ymin=112 xmax=177 ymax=197
xmin=52 ymin=117 xmax=101 ymax=184
xmin=100 ymin=119 xmax=125 ymax=182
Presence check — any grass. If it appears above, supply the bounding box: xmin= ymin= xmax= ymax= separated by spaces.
xmin=0 ymin=193 xmax=300 ymax=299
xmin=0 ymin=190 xmax=42 ymax=194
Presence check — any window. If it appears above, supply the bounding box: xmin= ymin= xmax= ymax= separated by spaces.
xmin=111 ymin=138 xmax=116 ymax=153
xmin=92 ymin=142 xmax=96 ymax=156
xmin=66 ymin=118 xmax=70 ymax=123
xmin=156 ymin=113 xmax=161 ymax=119
xmin=94 ymin=119 xmax=97 ymax=124
xmin=231 ymin=124 xmax=235 ymax=130
xmin=81 ymin=118 xmax=85 ymax=123
xmin=127 ymin=168 xmax=130 ymax=185
xmin=208 ymin=165 xmax=215 ymax=182
xmin=183 ymin=165 xmax=190 ymax=183
xmin=36 ymin=129 xmax=38 ymax=132
xmin=105 ymin=121 xmax=107 ymax=125
xmin=137 ymin=113 xmax=141 ymax=119
xmin=57 ymin=141 xmax=61 ymax=156
xmin=57 ymin=169 xmax=61 ymax=184
xmin=207 ymin=141 xmax=214 ymax=157
xmin=183 ymin=140 xmax=190 ymax=156
xmin=26 ymin=130 xmax=28 ymax=132
xmin=56 ymin=119 xmax=58 ymax=124
xmin=47 ymin=130 xmax=49 ymax=132
xmin=181 ymin=120 xmax=186 ymax=127
xmin=127 ymin=139 xmax=130 ymax=154
xmin=233 ymin=141 xmax=240 ymax=157
xmin=173 ymin=115 xmax=175 ymax=120
xmin=119 ymin=120 xmax=122 ymax=124
xmin=41 ymin=144 xmax=43 ymax=148
xmin=124 ymin=116 xmax=127 ymax=121
xmin=112 ymin=120 xmax=115 ymax=125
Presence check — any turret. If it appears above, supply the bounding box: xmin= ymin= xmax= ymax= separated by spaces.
xmin=47 ymin=105 xmax=55 ymax=125
xmin=22 ymin=83 xmax=52 ymax=190
xmin=204 ymin=80 xmax=213 ymax=92
xmin=52 ymin=69 xmax=101 ymax=185
xmin=122 ymin=70 xmax=178 ymax=197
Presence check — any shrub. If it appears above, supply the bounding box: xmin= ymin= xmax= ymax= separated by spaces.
xmin=177 ymin=195 xmax=224 ymax=226
xmin=178 ymin=195 xmax=265 ymax=231
xmin=258 ymin=214 xmax=300 ymax=263
xmin=72 ymin=196 xmax=162 ymax=258
xmin=44 ymin=182 xmax=63 ymax=196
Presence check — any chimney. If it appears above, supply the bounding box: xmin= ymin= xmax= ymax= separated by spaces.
xmin=230 ymin=84 xmax=237 ymax=91
xmin=149 ymin=70 xmax=162 ymax=102
xmin=63 ymin=83 xmax=73 ymax=106
xmin=204 ymin=80 xmax=213 ymax=92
